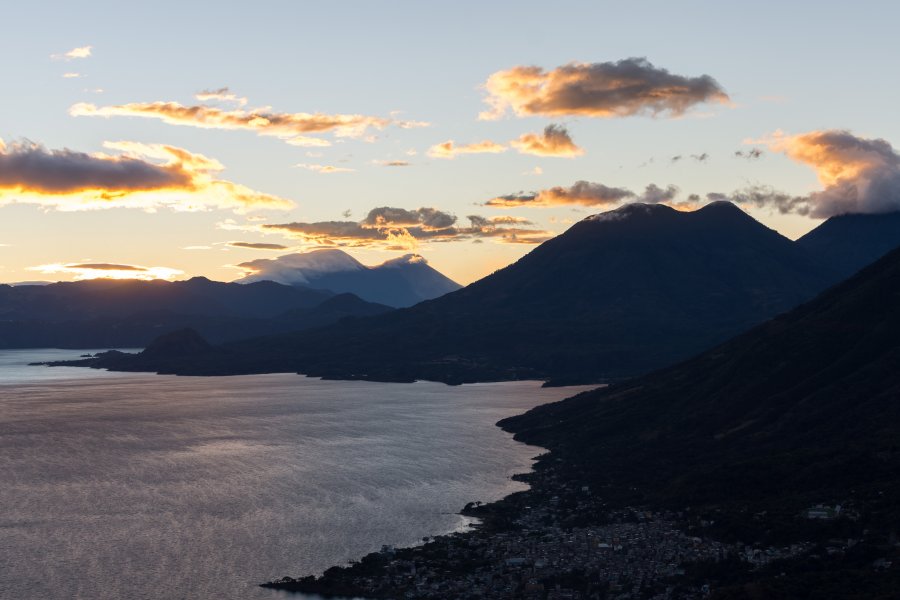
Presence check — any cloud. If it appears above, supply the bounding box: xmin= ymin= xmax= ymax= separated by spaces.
xmin=427 ymin=139 xmax=506 ymax=159
xmin=71 ymin=95 xmax=427 ymax=145
xmin=194 ymin=87 xmax=247 ymax=106
xmin=227 ymin=241 xmax=289 ymax=250
xmin=480 ymin=57 xmax=729 ymax=120
xmin=510 ymin=124 xmax=584 ymax=157
xmin=672 ymin=153 xmax=708 ymax=163
xmin=486 ymin=180 xmax=684 ymax=209
xmin=638 ymin=183 xmax=679 ymax=204
xmin=52 ymin=46 xmax=92 ymax=61
xmin=486 ymin=180 xmax=635 ymax=207
xmin=737 ymin=129 xmax=900 ymax=217
xmin=263 ymin=206 xmax=551 ymax=249
xmin=734 ymin=148 xmax=763 ymax=160
xmin=362 ymin=206 xmax=457 ymax=229
xmin=0 ymin=139 xmax=292 ymax=212
xmin=295 ymin=163 xmax=354 ymax=174
xmin=428 ymin=125 xmax=583 ymax=160
xmin=705 ymin=186 xmax=809 ymax=215
xmin=29 ymin=262 xmax=183 ymax=281
xmin=376 ymin=160 xmax=411 ymax=167
xmin=62 ymin=73 xmax=82 ymax=79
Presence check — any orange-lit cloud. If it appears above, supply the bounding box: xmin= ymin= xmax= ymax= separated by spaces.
xmin=429 ymin=125 xmax=583 ymax=159
xmin=487 ymin=181 xmax=634 ymax=207
xmin=71 ymin=95 xmax=428 ymax=146
xmin=718 ymin=129 xmax=900 ymax=217
xmin=0 ymin=139 xmax=292 ymax=212
xmin=29 ymin=262 xmax=183 ymax=281
xmin=262 ymin=206 xmax=551 ymax=249
xmin=52 ymin=46 xmax=92 ymax=60
xmin=487 ymin=181 xmax=682 ymax=209
xmin=227 ymin=241 xmax=289 ymax=250
xmin=427 ymin=139 xmax=507 ymax=159
xmin=480 ymin=57 xmax=729 ymax=120
xmin=510 ymin=124 xmax=584 ymax=157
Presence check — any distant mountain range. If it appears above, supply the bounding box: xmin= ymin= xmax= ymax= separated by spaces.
xmin=61 ymin=202 xmax=900 ymax=383
xmin=0 ymin=278 xmax=392 ymax=348
xmin=237 ymin=250 xmax=462 ymax=308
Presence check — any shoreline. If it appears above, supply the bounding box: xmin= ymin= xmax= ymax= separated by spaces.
xmin=259 ymin=421 xmax=900 ymax=600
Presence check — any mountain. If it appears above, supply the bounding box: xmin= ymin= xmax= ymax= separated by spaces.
xmin=500 ymin=244 xmax=900 ymax=515
xmin=70 ymin=202 xmax=840 ymax=383
xmin=0 ymin=279 xmax=392 ymax=349
xmin=797 ymin=210 xmax=900 ymax=281
xmin=237 ymin=250 xmax=461 ymax=307
xmin=0 ymin=276 xmax=330 ymax=322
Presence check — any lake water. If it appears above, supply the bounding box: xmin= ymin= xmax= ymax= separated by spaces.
xmin=0 ymin=349 xmax=592 ymax=600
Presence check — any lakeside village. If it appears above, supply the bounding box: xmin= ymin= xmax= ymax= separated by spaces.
xmin=264 ymin=463 xmax=874 ymax=599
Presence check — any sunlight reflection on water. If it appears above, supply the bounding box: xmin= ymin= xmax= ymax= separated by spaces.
xmin=0 ymin=349 xmax=594 ymax=600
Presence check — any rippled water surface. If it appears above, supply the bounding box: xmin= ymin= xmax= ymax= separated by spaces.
xmin=0 ymin=349 xmax=592 ymax=599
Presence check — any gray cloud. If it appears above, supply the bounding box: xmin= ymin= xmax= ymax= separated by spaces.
xmin=66 ymin=263 xmax=146 ymax=271
xmin=734 ymin=148 xmax=764 ymax=160
xmin=638 ymin=184 xmax=680 ymax=204
xmin=486 ymin=180 xmax=637 ymax=207
xmin=227 ymin=242 xmax=289 ymax=250
xmin=362 ymin=207 xmax=457 ymax=230
xmin=740 ymin=129 xmax=900 ymax=217
xmin=481 ymin=57 xmax=729 ymax=119
xmin=264 ymin=206 xmax=550 ymax=248
xmin=0 ymin=140 xmax=190 ymax=193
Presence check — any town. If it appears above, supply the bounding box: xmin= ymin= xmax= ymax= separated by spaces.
xmin=263 ymin=464 xmax=841 ymax=599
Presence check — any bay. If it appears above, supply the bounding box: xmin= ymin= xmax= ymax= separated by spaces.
xmin=0 ymin=349 xmax=592 ymax=599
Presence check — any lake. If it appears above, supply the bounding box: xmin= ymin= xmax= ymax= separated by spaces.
xmin=0 ymin=349 xmax=592 ymax=599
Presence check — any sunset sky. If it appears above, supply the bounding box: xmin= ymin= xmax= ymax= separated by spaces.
xmin=3 ymin=1 xmax=900 ymax=285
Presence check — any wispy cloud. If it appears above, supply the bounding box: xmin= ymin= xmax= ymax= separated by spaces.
xmin=29 ymin=262 xmax=183 ymax=281
xmin=0 ymin=138 xmax=292 ymax=212
xmin=295 ymin=163 xmax=354 ymax=174
xmin=71 ymin=93 xmax=428 ymax=146
xmin=427 ymin=140 xmax=507 ymax=159
xmin=194 ymin=87 xmax=247 ymax=106
xmin=428 ymin=124 xmax=583 ymax=159
xmin=480 ymin=57 xmax=729 ymax=120
xmin=227 ymin=241 xmax=289 ymax=250
xmin=734 ymin=148 xmax=764 ymax=160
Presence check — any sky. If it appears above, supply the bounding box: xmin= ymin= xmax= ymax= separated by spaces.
xmin=2 ymin=1 xmax=900 ymax=285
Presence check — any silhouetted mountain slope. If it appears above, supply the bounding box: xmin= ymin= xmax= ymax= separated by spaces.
xmin=238 ymin=250 xmax=461 ymax=307
xmin=0 ymin=290 xmax=392 ymax=349
xmin=501 ymin=245 xmax=900 ymax=510
xmin=70 ymin=202 xmax=840 ymax=382
xmin=141 ymin=328 xmax=212 ymax=358
xmin=797 ymin=211 xmax=900 ymax=281
xmin=0 ymin=277 xmax=330 ymax=322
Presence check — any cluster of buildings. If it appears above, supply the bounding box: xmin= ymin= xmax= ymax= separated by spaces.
xmin=268 ymin=466 xmax=822 ymax=599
